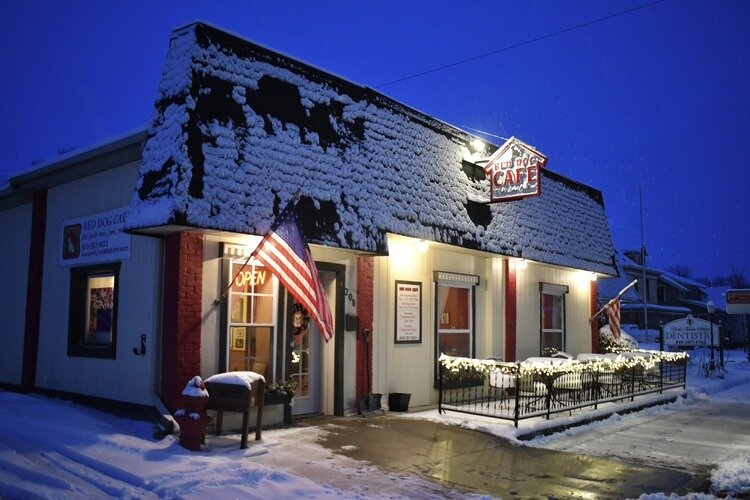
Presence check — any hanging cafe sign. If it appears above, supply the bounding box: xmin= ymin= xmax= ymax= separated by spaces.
xmin=482 ymin=136 xmax=548 ymax=202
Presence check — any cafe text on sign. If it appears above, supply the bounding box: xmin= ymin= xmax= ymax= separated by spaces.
xmin=482 ymin=136 xmax=548 ymax=202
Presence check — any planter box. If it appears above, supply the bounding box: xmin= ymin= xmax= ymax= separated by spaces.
xmin=442 ymin=376 xmax=484 ymax=390
xmin=263 ymin=392 xmax=292 ymax=424
xmin=388 ymin=393 xmax=411 ymax=412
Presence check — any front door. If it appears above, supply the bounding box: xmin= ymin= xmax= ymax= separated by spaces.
xmin=288 ymin=300 xmax=321 ymax=415
xmin=282 ymin=266 xmax=343 ymax=416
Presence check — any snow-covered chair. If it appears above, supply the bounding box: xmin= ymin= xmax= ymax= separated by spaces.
xmin=577 ymin=353 xmax=622 ymax=398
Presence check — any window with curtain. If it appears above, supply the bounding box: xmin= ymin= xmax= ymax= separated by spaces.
xmin=437 ymin=285 xmax=473 ymax=357
xmin=540 ymin=282 xmax=568 ymax=353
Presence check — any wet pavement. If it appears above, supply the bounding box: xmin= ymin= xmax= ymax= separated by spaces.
xmin=305 ymin=414 xmax=709 ymax=499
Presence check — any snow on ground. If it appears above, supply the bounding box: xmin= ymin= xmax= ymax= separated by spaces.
xmin=1 ymin=348 xmax=748 ymax=498
xmin=0 ymin=391 xmax=468 ymax=498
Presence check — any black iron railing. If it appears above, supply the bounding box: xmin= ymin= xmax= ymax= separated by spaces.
xmin=438 ymin=351 xmax=688 ymax=427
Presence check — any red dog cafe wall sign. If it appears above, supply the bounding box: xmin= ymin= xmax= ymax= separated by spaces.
xmin=482 ymin=137 xmax=548 ymax=202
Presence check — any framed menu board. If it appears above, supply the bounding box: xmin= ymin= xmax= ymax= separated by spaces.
xmin=395 ymin=280 xmax=422 ymax=344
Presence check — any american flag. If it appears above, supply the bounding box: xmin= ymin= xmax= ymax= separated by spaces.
xmin=252 ymin=199 xmax=334 ymax=342
xmin=604 ymin=297 xmax=621 ymax=339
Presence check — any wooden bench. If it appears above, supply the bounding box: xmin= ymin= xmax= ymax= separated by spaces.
xmin=205 ymin=379 xmax=265 ymax=449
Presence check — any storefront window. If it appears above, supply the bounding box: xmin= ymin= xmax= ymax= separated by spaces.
xmin=227 ymin=259 xmax=277 ymax=378
xmin=540 ymin=282 xmax=568 ymax=353
xmin=437 ymin=286 xmax=472 ymax=357
xmin=68 ymin=263 xmax=120 ymax=358
xmin=434 ymin=272 xmax=479 ymax=384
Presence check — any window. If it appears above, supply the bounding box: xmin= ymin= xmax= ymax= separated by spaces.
xmin=540 ymin=282 xmax=568 ymax=354
xmin=226 ymin=258 xmax=278 ymax=379
xmin=68 ymin=263 xmax=120 ymax=358
xmin=437 ymin=286 xmax=473 ymax=357
xmin=434 ymin=271 xmax=479 ymax=382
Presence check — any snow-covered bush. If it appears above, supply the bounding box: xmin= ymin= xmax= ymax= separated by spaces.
xmin=598 ymin=324 xmax=638 ymax=352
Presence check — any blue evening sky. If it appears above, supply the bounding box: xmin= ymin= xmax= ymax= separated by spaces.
xmin=1 ymin=0 xmax=748 ymax=280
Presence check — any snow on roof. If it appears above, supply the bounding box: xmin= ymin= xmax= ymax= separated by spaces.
xmin=663 ymin=271 xmax=706 ymax=289
xmin=619 ymin=252 xmax=705 ymax=290
xmin=598 ymin=253 xmax=641 ymax=303
xmin=620 ymin=303 xmax=691 ymax=314
xmin=659 ymin=273 xmax=690 ymax=292
xmin=126 ymin=22 xmax=617 ymax=275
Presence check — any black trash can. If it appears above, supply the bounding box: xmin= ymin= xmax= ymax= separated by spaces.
xmin=388 ymin=392 xmax=411 ymax=412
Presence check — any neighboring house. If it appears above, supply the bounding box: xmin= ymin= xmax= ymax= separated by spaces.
xmin=0 ymin=22 xmax=618 ymax=426
xmin=600 ymin=250 xmax=716 ymax=332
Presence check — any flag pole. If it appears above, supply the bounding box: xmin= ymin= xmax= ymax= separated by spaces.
xmin=590 ymin=279 xmax=638 ymax=322
xmin=213 ymin=188 xmax=303 ymax=306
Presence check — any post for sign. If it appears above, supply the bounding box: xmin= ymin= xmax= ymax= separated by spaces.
xmin=719 ymin=320 xmax=724 ymax=368
xmin=707 ymin=300 xmax=716 ymax=369
xmin=659 ymin=321 xmax=664 ymax=352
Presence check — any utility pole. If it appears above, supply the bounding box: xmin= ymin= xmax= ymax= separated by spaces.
xmin=640 ymin=185 xmax=649 ymax=332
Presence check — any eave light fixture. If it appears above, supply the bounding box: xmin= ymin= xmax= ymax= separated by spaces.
xmin=418 ymin=239 xmax=429 ymax=253
xmin=516 ymin=258 xmax=528 ymax=270
xmin=471 ymin=138 xmax=485 ymax=152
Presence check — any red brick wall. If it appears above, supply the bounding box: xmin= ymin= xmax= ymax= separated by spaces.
xmin=504 ymin=259 xmax=517 ymax=362
xmin=356 ymin=256 xmax=374 ymax=405
xmin=590 ymin=280 xmax=599 ymax=353
xmin=161 ymin=232 xmax=204 ymax=412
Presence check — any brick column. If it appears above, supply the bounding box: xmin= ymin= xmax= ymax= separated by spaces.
xmin=356 ymin=256 xmax=374 ymax=406
xmin=590 ymin=280 xmax=599 ymax=353
xmin=21 ymin=189 xmax=47 ymax=392
xmin=504 ymin=259 xmax=517 ymax=362
xmin=161 ymin=231 xmax=204 ymax=412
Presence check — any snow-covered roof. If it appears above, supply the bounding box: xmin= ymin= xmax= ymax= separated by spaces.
xmin=126 ymin=22 xmax=617 ymax=275
xmin=620 ymin=303 xmax=691 ymax=314
xmin=663 ymin=271 xmax=705 ymax=289
xmin=659 ymin=273 xmax=690 ymax=293
xmin=619 ymin=252 xmax=705 ymax=291
xmin=598 ymin=253 xmax=641 ymax=303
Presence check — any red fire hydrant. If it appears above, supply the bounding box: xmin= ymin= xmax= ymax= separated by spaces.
xmin=174 ymin=376 xmax=211 ymax=451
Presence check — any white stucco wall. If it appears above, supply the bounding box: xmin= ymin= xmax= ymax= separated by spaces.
xmin=515 ymin=261 xmax=594 ymax=360
xmin=0 ymin=201 xmax=32 ymax=385
xmin=35 ymin=161 xmax=163 ymax=405
xmin=373 ymin=236 xmax=499 ymax=408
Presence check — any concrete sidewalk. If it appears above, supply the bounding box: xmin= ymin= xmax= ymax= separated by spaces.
xmin=280 ymin=414 xmax=708 ymax=498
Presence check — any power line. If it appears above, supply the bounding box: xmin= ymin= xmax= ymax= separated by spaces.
xmin=375 ymin=0 xmax=668 ymax=89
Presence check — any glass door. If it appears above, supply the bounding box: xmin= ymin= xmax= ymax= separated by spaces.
xmin=287 ymin=295 xmax=321 ymax=415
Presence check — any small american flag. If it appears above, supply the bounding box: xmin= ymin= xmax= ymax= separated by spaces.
xmin=604 ymin=297 xmax=621 ymax=339
xmin=252 ymin=198 xmax=333 ymax=342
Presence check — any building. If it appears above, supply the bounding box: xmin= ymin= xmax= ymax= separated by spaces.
xmin=0 ymin=22 xmax=618 ymax=424
xmin=599 ymin=250 xmax=719 ymax=335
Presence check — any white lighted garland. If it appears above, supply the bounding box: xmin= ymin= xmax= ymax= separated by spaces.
xmin=439 ymin=349 xmax=688 ymax=378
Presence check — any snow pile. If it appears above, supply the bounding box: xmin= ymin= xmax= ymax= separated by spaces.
xmin=205 ymin=371 xmax=266 ymax=389
xmin=181 ymin=375 xmax=209 ymax=397
xmin=711 ymin=454 xmax=750 ymax=497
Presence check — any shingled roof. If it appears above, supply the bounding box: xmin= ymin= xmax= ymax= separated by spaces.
xmin=126 ymin=22 xmax=618 ymax=276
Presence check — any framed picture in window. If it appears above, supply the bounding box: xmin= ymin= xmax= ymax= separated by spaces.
xmin=395 ymin=280 xmax=422 ymax=344
xmin=230 ymin=327 xmax=246 ymax=351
